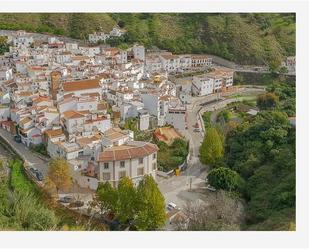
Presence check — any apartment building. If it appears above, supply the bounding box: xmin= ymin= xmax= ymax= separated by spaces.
xmin=97 ymin=141 xmax=158 ymax=187
xmin=192 ymin=75 xmax=214 ymax=96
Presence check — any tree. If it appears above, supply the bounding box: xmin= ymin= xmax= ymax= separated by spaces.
xmin=43 ymin=176 xmax=57 ymax=198
xmin=96 ymin=176 xmax=166 ymax=230
xmin=48 ymin=158 xmax=72 ymax=193
xmin=116 ymin=177 xmax=137 ymax=223
xmin=135 ymin=175 xmax=166 ymax=230
xmin=0 ymin=160 xmax=4 ymax=172
xmin=199 ymin=127 xmax=224 ymax=167
xmin=175 ymin=191 xmax=244 ymax=231
xmin=96 ymin=181 xmax=118 ymax=213
xmin=257 ymin=92 xmax=279 ymax=110
xmin=0 ymin=36 xmax=9 ymax=55
xmin=207 ymin=167 xmax=243 ymax=192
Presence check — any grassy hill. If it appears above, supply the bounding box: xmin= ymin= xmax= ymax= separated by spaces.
xmin=0 ymin=13 xmax=295 ymax=69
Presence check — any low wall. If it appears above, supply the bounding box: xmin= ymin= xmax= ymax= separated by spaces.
xmin=76 ymin=175 xmax=99 ymax=190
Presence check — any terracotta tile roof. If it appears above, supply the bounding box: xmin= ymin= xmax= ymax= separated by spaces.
xmin=191 ymin=55 xmax=211 ymax=60
xmin=97 ymin=103 xmax=107 ymax=111
xmin=63 ymin=79 xmax=101 ymax=92
xmin=80 ymin=92 xmax=101 ymax=98
xmin=72 ymin=56 xmax=90 ymax=61
xmin=160 ymin=54 xmax=179 ymax=60
xmin=17 ymin=91 xmax=32 ymax=97
xmin=33 ymin=96 xmax=51 ymax=103
xmin=63 ymin=110 xmax=85 ymax=119
xmin=77 ymin=135 xmax=101 ymax=147
xmin=44 ymin=128 xmax=64 ymax=138
xmin=98 ymin=142 xmax=158 ymax=162
xmin=85 ymin=116 xmax=108 ymax=124
xmin=154 ymin=127 xmax=183 ymax=145
xmin=19 ymin=117 xmax=32 ymax=125
xmin=103 ymin=127 xmax=128 ymax=141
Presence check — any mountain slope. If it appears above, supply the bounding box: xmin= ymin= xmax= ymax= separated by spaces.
xmin=0 ymin=13 xmax=295 ymax=69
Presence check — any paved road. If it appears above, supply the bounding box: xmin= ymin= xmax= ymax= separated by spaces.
xmin=0 ymin=128 xmax=49 ymax=175
xmin=158 ymin=86 xmax=266 ymax=211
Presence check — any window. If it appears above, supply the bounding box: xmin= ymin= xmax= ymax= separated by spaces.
xmin=119 ymin=171 xmax=126 ymax=179
xmin=152 ymin=162 xmax=157 ymax=170
xmin=138 ymin=158 xmax=144 ymax=164
xmin=137 ymin=167 xmax=144 ymax=176
xmin=103 ymin=173 xmax=110 ymax=181
xmin=104 ymin=163 xmax=109 ymax=169
xmin=153 ymin=153 xmax=156 ymax=159
xmin=120 ymin=161 xmax=125 ymax=168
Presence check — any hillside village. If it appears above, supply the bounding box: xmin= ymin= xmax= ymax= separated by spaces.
xmin=0 ymin=29 xmax=236 ymax=190
xmin=0 ymin=11 xmax=297 ymax=234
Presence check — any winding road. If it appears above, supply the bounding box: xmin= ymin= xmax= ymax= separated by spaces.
xmin=158 ymin=86 xmax=266 ymax=211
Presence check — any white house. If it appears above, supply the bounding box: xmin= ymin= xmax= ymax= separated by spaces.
xmin=101 ymin=127 xmax=133 ymax=148
xmin=191 ymin=55 xmax=212 ymax=68
xmin=165 ymin=98 xmax=187 ymax=130
xmin=0 ymin=105 xmax=10 ymax=121
xmin=88 ymin=32 xmax=110 ymax=43
xmin=159 ymin=54 xmax=181 ymax=72
xmin=62 ymin=110 xmax=86 ymax=135
xmin=192 ymin=75 xmax=214 ymax=96
xmin=141 ymin=93 xmax=169 ymax=126
xmin=60 ymin=78 xmax=102 ymax=98
xmin=132 ymin=45 xmax=145 ymax=61
xmin=12 ymin=32 xmax=34 ymax=47
xmin=0 ymin=67 xmax=13 ymax=81
xmin=109 ymin=27 xmax=126 ymax=37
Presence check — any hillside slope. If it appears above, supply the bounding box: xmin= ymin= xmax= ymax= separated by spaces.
xmin=0 ymin=13 xmax=295 ymax=69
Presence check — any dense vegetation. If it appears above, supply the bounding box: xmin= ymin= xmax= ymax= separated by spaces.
xmin=267 ymin=81 xmax=296 ymax=116
xmin=225 ymin=110 xmax=295 ymax=230
xmin=0 ymin=36 xmax=9 ymax=55
xmin=200 ymin=80 xmax=295 ymax=230
xmin=0 ymin=158 xmax=106 ymax=231
xmin=96 ymin=175 xmax=166 ymax=230
xmin=31 ymin=144 xmax=48 ymax=156
xmin=0 ymin=159 xmax=58 ymax=230
xmin=0 ymin=13 xmax=295 ymax=69
xmin=207 ymin=167 xmax=244 ymax=192
xmin=156 ymin=138 xmax=189 ymax=172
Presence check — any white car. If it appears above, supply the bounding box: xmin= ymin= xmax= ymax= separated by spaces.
xmin=206 ymin=185 xmax=216 ymax=192
xmin=167 ymin=202 xmax=180 ymax=211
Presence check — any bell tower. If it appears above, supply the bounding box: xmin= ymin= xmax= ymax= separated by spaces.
xmin=50 ymin=71 xmax=61 ymax=101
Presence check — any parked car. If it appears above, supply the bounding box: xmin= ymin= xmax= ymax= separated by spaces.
xmin=29 ymin=167 xmax=38 ymax=175
xmin=59 ymin=196 xmax=75 ymax=204
xmin=167 ymin=202 xmax=180 ymax=211
xmin=206 ymin=185 xmax=216 ymax=192
xmin=14 ymin=135 xmax=21 ymax=143
xmin=35 ymin=171 xmax=44 ymax=181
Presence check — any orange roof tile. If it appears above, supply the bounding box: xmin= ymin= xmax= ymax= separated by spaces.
xmin=63 ymin=110 xmax=85 ymax=119
xmin=44 ymin=128 xmax=64 ymax=138
xmin=63 ymin=79 xmax=101 ymax=92
xmin=98 ymin=142 xmax=158 ymax=162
